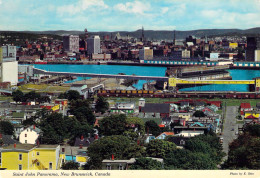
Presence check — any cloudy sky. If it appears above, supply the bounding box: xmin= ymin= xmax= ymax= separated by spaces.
xmin=0 ymin=0 xmax=260 ymax=31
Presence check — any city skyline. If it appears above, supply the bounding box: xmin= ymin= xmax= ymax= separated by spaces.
xmin=0 ymin=0 xmax=260 ymax=32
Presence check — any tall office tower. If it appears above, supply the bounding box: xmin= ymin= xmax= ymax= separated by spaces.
xmin=63 ymin=35 xmax=79 ymax=52
xmin=87 ymin=35 xmax=101 ymax=55
xmin=246 ymin=37 xmax=257 ymax=61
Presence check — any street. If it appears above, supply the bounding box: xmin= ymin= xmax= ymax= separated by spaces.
xmin=222 ymin=106 xmax=239 ymax=159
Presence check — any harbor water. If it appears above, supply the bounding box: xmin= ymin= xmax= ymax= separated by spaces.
xmin=34 ymin=64 xmax=260 ymax=91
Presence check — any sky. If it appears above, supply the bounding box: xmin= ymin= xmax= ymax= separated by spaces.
xmin=0 ymin=0 xmax=260 ymax=32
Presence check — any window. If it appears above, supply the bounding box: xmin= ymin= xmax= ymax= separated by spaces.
xmin=25 ymin=140 xmax=27 ymax=143
xmin=106 ymin=164 xmax=111 ymax=170
xmin=25 ymin=134 xmax=27 ymax=137
xmin=49 ymin=162 xmax=53 ymax=170
xmin=19 ymin=154 xmax=22 ymax=160
xmin=37 ymin=162 xmax=40 ymax=166
xmin=19 ymin=164 xmax=22 ymax=170
xmin=37 ymin=152 xmax=40 ymax=156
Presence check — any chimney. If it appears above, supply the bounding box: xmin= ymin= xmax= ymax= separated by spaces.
xmin=0 ymin=134 xmax=2 ymax=139
xmin=94 ymin=134 xmax=98 ymax=140
xmin=36 ymin=140 xmax=40 ymax=146
xmin=14 ymin=143 xmax=16 ymax=148
xmin=79 ymin=144 xmax=83 ymax=149
xmin=33 ymin=125 xmax=36 ymax=130
xmin=81 ymin=135 xmax=84 ymax=141
xmin=112 ymin=154 xmax=114 ymax=161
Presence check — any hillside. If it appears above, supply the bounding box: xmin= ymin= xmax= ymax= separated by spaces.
xmin=1 ymin=27 xmax=260 ymax=42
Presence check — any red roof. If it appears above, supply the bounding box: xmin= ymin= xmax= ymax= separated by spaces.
xmin=159 ymin=124 xmax=165 ymax=128
xmin=241 ymin=103 xmax=251 ymax=109
xmin=162 ymin=132 xmax=174 ymax=136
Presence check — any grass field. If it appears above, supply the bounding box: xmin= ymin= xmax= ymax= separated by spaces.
xmin=18 ymin=84 xmax=70 ymax=93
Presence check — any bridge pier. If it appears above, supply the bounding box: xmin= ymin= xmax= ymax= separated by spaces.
xmin=255 ymin=78 xmax=260 ymax=92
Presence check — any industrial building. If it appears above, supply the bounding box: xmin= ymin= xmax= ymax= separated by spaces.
xmin=63 ymin=35 xmax=79 ymax=52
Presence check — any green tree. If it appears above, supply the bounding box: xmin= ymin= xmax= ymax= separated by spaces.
xmin=65 ymin=90 xmax=81 ymax=101
xmin=0 ymin=121 xmax=14 ymax=135
xmin=164 ymin=149 xmax=217 ymax=170
xmin=185 ymin=134 xmax=225 ymax=164
xmin=99 ymin=114 xmax=127 ymax=136
xmin=12 ymin=90 xmax=24 ymax=103
xmin=95 ymin=96 xmax=109 ymax=114
xmin=146 ymin=139 xmax=176 ymax=158
xmin=129 ymin=157 xmax=163 ymax=170
xmin=87 ymin=135 xmax=143 ymax=169
xmin=193 ymin=110 xmax=205 ymax=117
xmin=24 ymin=91 xmax=41 ymax=102
xmin=61 ymin=161 xmax=79 ymax=170
xmin=223 ymin=124 xmax=260 ymax=169
xmin=145 ymin=120 xmax=161 ymax=137
xmin=123 ymin=117 xmax=145 ymax=140
xmin=69 ymin=99 xmax=95 ymax=125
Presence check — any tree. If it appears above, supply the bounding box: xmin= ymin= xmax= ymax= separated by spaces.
xmin=123 ymin=117 xmax=145 ymax=140
xmin=185 ymin=134 xmax=225 ymax=165
xmin=164 ymin=149 xmax=217 ymax=170
xmin=12 ymin=90 xmax=24 ymax=103
xmin=65 ymin=90 xmax=81 ymax=101
xmin=69 ymin=99 xmax=95 ymax=125
xmin=87 ymin=135 xmax=143 ymax=169
xmin=146 ymin=139 xmax=176 ymax=158
xmin=39 ymin=112 xmax=93 ymax=144
xmin=222 ymin=124 xmax=260 ymax=169
xmin=129 ymin=157 xmax=163 ymax=170
xmin=61 ymin=161 xmax=79 ymax=170
xmin=99 ymin=114 xmax=127 ymax=136
xmin=95 ymin=96 xmax=109 ymax=114
xmin=24 ymin=91 xmax=41 ymax=102
xmin=0 ymin=121 xmax=14 ymax=135
xmin=193 ymin=110 xmax=205 ymax=117
xmin=145 ymin=120 xmax=161 ymax=137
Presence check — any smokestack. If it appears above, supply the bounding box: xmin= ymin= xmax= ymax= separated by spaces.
xmin=14 ymin=143 xmax=16 ymax=148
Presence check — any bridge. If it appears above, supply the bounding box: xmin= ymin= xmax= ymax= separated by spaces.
xmin=33 ymin=68 xmax=168 ymax=81
xmin=168 ymin=77 xmax=260 ymax=92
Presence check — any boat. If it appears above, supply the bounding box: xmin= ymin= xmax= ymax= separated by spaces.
xmin=34 ymin=59 xmax=48 ymax=64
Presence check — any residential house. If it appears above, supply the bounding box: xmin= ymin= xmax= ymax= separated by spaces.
xmin=19 ymin=125 xmax=41 ymax=144
xmin=156 ymin=132 xmax=174 ymax=140
xmin=0 ymin=144 xmax=61 ymax=170
xmin=173 ymin=126 xmax=207 ymax=136
xmin=102 ymin=157 xmax=163 ymax=170
xmin=240 ymin=103 xmax=252 ymax=115
xmin=9 ymin=112 xmax=26 ymax=125
xmin=140 ymin=103 xmax=170 ymax=118
xmin=0 ymin=134 xmax=20 ymax=147
xmin=60 ymin=146 xmax=88 ymax=167
xmin=110 ymin=102 xmax=135 ymax=114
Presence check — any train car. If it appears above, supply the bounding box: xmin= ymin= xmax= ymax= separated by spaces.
xmin=132 ymin=90 xmax=137 ymax=94
xmin=137 ymin=90 xmax=143 ymax=94
xmin=143 ymin=90 xmax=148 ymax=94
xmin=110 ymin=90 xmax=116 ymax=94
xmin=148 ymin=90 xmax=154 ymax=94
xmin=116 ymin=90 xmax=121 ymax=94
xmin=126 ymin=90 xmax=131 ymax=94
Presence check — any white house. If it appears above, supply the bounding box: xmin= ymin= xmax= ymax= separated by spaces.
xmin=19 ymin=125 xmax=41 ymax=144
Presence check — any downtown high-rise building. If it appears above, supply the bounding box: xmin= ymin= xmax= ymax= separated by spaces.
xmin=63 ymin=35 xmax=79 ymax=52
xmin=87 ymin=35 xmax=101 ymax=55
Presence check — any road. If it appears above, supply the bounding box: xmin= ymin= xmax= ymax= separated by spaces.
xmin=222 ymin=106 xmax=239 ymax=159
